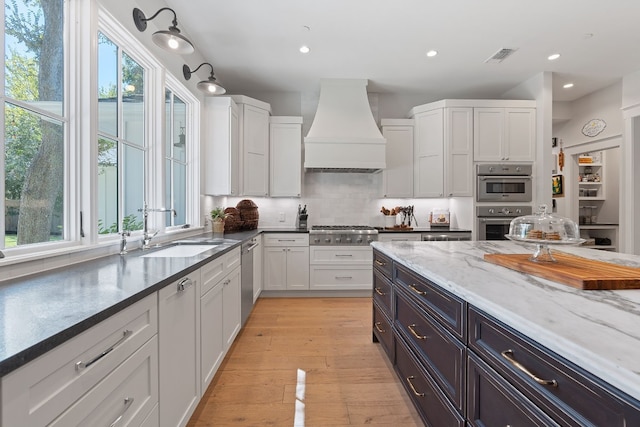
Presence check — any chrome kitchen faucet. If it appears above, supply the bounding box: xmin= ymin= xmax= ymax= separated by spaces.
xmin=138 ymin=202 xmax=177 ymax=249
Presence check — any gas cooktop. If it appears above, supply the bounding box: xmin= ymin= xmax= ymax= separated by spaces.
xmin=309 ymin=225 xmax=377 ymax=246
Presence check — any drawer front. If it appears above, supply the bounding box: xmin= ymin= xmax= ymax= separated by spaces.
xmin=263 ymin=233 xmax=309 ymax=247
xmin=467 ymin=351 xmax=559 ymax=427
xmin=373 ymin=249 xmax=393 ymax=279
xmin=309 ymin=265 xmax=372 ymax=290
xmin=1 ymin=293 xmax=158 ymax=427
xmin=378 ymin=233 xmax=422 ymax=242
xmin=223 ymin=247 xmax=241 ymax=273
xmin=201 ymin=256 xmax=225 ymax=295
xmin=395 ymin=289 xmax=465 ymax=410
xmin=394 ymin=332 xmax=465 ymax=427
xmin=201 ymin=247 xmax=241 ymax=295
xmin=49 ymin=335 xmax=159 ymax=427
xmin=469 ymin=307 xmax=640 ymax=427
xmin=310 ymin=246 xmax=372 ymax=264
xmin=373 ymin=268 xmax=393 ymax=316
xmin=394 ymin=263 xmax=465 ymax=339
xmin=373 ymin=301 xmax=394 ymax=360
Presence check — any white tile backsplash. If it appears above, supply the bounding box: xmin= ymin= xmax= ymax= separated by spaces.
xmin=206 ymin=173 xmax=473 ymax=230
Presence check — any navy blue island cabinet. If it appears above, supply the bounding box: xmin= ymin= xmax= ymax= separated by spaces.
xmin=372 ymin=248 xmax=640 ymax=427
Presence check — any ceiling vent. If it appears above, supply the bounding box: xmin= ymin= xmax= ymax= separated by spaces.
xmin=485 ymin=48 xmax=518 ymax=64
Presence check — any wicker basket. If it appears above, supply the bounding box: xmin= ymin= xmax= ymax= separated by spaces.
xmin=223 ymin=207 xmax=243 ymax=232
xmin=236 ymin=199 xmax=259 ymax=230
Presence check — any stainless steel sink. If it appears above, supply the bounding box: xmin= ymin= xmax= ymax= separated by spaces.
xmin=172 ymin=238 xmax=240 ymax=245
xmin=140 ymin=244 xmax=220 ymax=258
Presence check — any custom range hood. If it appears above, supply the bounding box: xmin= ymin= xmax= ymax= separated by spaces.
xmin=304 ymin=79 xmax=386 ymax=172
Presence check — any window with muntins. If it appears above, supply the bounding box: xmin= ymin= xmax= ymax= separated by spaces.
xmin=2 ymin=0 xmax=67 ymax=250
xmin=97 ymin=32 xmax=146 ymax=235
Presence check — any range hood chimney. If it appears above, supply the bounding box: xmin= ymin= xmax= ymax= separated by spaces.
xmin=304 ymin=79 xmax=386 ymax=172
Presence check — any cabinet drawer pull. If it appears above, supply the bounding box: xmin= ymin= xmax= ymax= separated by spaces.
xmin=109 ymin=397 xmax=134 ymax=427
xmin=374 ymin=322 xmax=385 ymax=333
xmin=374 ymin=287 xmax=386 ymax=296
xmin=406 ymin=376 xmax=425 ymax=397
xmin=409 ymin=284 xmax=427 ymax=296
xmin=408 ymin=324 xmax=427 ymax=340
xmin=335 ymin=254 xmax=353 ymax=257
xmin=75 ymin=329 xmax=133 ymax=371
xmin=501 ymin=349 xmax=558 ymax=387
xmin=177 ymin=277 xmax=193 ymax=292
xmin=335 ymin=276 xmax=353 ymax=280
xmin=374 ymin=260 xmax=386 ymax=266
xmin=277 ymin=239 xmax=296 ymax=242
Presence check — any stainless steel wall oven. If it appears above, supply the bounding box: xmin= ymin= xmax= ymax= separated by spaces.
xmin=476 ymin=164 xmax=533 ymax=202
xmin=476 ymin=205 xmax=532 ymax=240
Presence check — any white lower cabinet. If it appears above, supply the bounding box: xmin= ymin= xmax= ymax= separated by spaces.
xmin=1 ymin=247 xmax=249 ymax=427
xmin=49 ymin=336 xmax=158 ymax=427
xmin=222 ymin=265 xmax=242 ymax=349
xmin=309 ymin=246 xmax=373 ymax=290
xmin=264 ymin=246 xmax=310 ymax=290
xmin=0 ymin=293 xmax=158 ymax=427
xmin=200 ymin=248 xmax=241 ymax=393
xmin=263 ymin=234 xmax=309 ymax=290
xmin=158 ymin=270 xmax=201 ymax=427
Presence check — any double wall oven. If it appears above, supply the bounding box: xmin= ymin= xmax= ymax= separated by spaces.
xmin=476 ymin=164 xmax=533 ymax=240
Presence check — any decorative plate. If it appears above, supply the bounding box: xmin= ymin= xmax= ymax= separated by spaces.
xmin=581 ymin=119 xmax=606 ymax=137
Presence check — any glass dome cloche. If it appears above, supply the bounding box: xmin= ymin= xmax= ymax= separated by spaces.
xmin=505 ymin=204 xmax=585 ymax=262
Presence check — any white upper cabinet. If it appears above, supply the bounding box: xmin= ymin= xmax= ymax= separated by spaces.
xmin=203 ymin=97 xmax=239 ymax=196
xmin=413 ymin=109 xmax=444 ymax=197
xmin=381 ymin=119 xmax=414 ymax=198
xmin=411 ymin=104 xmax=473 ymax=198
xmin=445 ymin=107 xmax=473 ymax=196
xmin=204 ymin=96 xmax=271 ymax=196
xmin=233 ymin=96 xmax=271 ymax=197
xmin=474 ymin=107 xmax=536 ymax=162
xmin=270 ymin=116 xmax=303 ymax=197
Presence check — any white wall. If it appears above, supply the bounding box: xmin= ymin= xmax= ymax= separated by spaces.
xmin=554 ymin=82 xmax=623 ymax=147
xmin=551 ymin=83 xmax=623 ymax=228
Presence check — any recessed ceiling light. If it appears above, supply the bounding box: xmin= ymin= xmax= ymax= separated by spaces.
xmin=548 ymin=53 xmax=560 ymax=61
xmin=563 ymin=83 xmax=574 ymax=89
xmin=426 ymin=50 xmax=438 ymax=57
xmin=299 ymin=45 xmax=310 ymax=54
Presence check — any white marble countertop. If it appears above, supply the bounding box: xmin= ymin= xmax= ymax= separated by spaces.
xmin=370 ymin=240 xmax=640 ymax=402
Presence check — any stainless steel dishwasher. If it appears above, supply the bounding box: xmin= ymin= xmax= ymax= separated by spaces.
xmin=241 ymin=238 xmax=259 ymax=326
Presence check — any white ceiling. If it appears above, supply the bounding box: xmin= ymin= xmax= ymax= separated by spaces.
xmin=164 ymin=0 xmax=640 ymax=102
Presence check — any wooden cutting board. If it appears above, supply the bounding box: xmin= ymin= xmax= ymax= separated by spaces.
xmin=483 ymin=252 xmax=640 ymax=290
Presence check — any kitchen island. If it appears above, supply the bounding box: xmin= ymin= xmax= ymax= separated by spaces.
xmin=371 ymin=240 xmax=640 ymax=426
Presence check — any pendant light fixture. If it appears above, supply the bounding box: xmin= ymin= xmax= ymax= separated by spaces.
xmin=133 ymin=7 xmax=194 ymax=55
xmin=183 ymin=63 xmax=226 ymax=95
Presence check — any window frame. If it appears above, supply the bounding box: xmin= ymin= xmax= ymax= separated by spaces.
xmin=163 ymin=73 xmax=200 ymax=233
xmin=1 ymin=0 xmax=74 ymax=256
xmin=0 ymin=2 xmax=201 ymax=263
xmin=96 ymin=7 xmax=200 ymax=243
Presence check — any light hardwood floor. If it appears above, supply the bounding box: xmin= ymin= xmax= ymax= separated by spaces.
xmin=187 ymin=297 xmax=423 ymax=426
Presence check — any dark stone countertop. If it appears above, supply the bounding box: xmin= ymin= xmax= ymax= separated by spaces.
xmin=377 ymin=227 xmax=471 ymax=233
xmin=0 ymin=228 xmax=303 ymax=377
